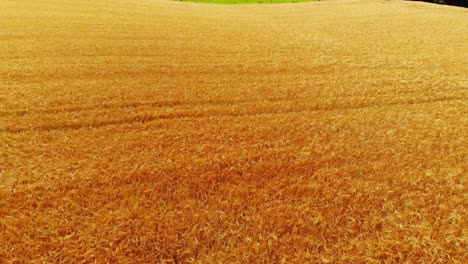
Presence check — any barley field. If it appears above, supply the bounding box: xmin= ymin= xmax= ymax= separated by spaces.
xmin=1 ymin=0 xmax=467 ymax=262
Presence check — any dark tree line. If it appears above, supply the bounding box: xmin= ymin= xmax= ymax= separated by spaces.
xmin=412 ymin=0 xmax=468 ymax=7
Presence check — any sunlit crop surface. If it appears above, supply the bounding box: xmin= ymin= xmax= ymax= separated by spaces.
xmin=1 ymin=0 xmax=467 ymax=262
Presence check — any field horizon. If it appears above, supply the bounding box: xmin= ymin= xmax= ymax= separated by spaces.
xmin=1 ymin=0 xmax=467 ymax=262
xmin=176 ymin=0 xmax=316 ymax=4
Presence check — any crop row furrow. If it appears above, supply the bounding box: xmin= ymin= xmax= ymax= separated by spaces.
xmin=0 ymin=97 xmax=288 ymax=117
xmin=1 ymin=96 xmax=464 ymax=134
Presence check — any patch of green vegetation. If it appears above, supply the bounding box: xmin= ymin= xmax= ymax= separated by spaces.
xmin=178 ymin=0 xmax=318 ymax=4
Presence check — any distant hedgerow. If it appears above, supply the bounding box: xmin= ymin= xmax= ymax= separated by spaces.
xmin=410 ymin=0 xmax=468 ymax=7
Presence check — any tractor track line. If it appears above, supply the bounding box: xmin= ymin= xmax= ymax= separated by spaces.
xmin=1 ymin=96 xmax=465 ymax=134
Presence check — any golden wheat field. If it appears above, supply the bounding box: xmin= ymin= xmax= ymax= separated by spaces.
xmin=1 ymin=0 xmax=467 ymax=262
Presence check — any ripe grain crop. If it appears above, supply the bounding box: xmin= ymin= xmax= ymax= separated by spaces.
xmin=1 ymin=0 xmax=467 ymax=262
